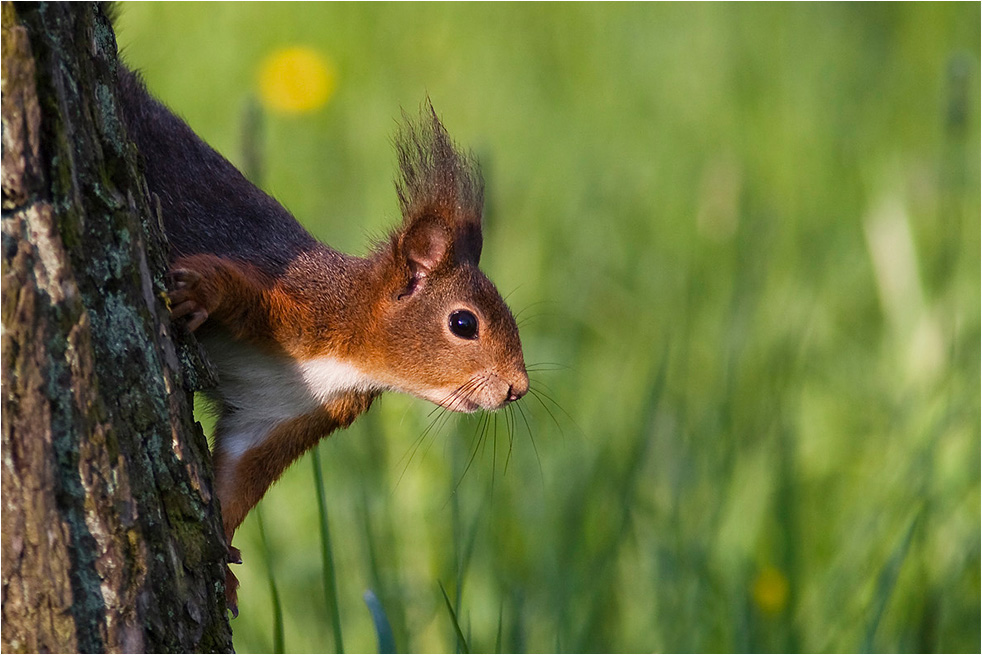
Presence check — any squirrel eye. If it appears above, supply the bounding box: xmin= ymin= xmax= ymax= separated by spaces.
xmin=448 ymin=310 xmax=478 ymax=340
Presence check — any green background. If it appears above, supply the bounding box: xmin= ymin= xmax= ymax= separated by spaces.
xmin=116 ymin=3 xmax=979 ymax=653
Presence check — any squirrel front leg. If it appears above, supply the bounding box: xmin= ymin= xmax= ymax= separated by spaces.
xmin=167 ymin=253 xmax=275 ymax=341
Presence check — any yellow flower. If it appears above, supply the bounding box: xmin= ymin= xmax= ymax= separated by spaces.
xmin=258 ymin=46 xmax=336 ymax=114
xmin=752 ymin=565 xmax=790 ymax=616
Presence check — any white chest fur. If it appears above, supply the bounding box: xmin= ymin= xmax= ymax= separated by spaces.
xmin=200 ymin=334 xmax=382 ymax=458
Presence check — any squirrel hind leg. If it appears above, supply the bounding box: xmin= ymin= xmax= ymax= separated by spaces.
xmin=225 ymin=565 xmax=240 ymax=618
xmin=224 ymin=527 xmax=242 ymax=617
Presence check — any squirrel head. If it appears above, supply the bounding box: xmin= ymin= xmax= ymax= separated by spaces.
xmin=364 ymin=104 xmax=528 ymax=412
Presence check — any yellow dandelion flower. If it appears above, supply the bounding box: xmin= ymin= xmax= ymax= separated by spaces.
xmin=752 ymin=565 xmax=790 ymax=616
xmin=258 ymin=46 xmax=336 ymax=115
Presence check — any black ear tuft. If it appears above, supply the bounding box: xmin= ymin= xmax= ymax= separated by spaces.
xmin=393 ymin=101 xmax=485 ymax=266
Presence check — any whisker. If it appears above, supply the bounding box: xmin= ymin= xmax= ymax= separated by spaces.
xmin=490 ymin=412 xmax=498 ymax=495
xmin=515 ymin=308 xmax=564 ymax=327
xmin=517 ymin=314 xmax=549 ymax=329
xmin=509 ymin=298 xmax=539 ymax=320
xmin=520 ymin=399 xmax=544 ymax=482
xmin=527 ymin=384 xmax=581 ymax=436
xmin=526 ymin=375 xmax=560 ymax=396
xmin=430 ymin=377 xmax=482 ymax=415
xmin=511 ymin=299 xmax=555 ymax=322
xmin=515 ymin=400 xmax=534 ymax=454
xmin=501 ymin=284 xmax=526 ymax=304
xmin=526 ymin=362 xmax=572 ymax=372
xmin=480 ymin=408 xmax=495 ymax=459
xmin=503 ymin=406 xmax=516 ymax=475
xmin=528 ymin=388 xmax=563 ymax=435
xmin=501 ymin=404 xmax=517 ymax=477
xmin=518 ymin=399 xmax=534 ymax=433
xmin=453 ymin=409 xmax=491 ymax=493
xmin=489 ymin=411 xmax=499 ymax=496
xmin=396 ymin=376 xmax=484 ymax=488
xmin=395 ymin=405 xmax=450 ymax=488
xmin=398 ymin=409 xmax=441 ymax=468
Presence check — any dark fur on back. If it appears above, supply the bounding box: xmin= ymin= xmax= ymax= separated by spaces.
xmin=394 ymin=104 xmax=485 ymax=264
xmin=116 ymin=67 xmax=319 ymax=274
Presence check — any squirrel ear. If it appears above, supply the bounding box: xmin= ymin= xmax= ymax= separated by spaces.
xmin=399 ymin=214 xmax=450 ymax=279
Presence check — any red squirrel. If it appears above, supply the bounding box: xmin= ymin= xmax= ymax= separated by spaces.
xmin=116 ymin=67 xmax=528 ymax=614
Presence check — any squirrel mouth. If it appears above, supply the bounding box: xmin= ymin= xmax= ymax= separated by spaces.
xmin=433 ymin=388 xmax=514 ymax=413
xmin=423 ymin=373 xmax=521 ymax=413
xmin=437 ymin=395 xmax=481 ymax=413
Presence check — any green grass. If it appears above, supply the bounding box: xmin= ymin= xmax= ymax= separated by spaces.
xmin=117 ymin=4 xmax=980 ymax=653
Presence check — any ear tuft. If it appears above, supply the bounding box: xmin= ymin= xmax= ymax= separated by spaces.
xmin=393 ymin=101 xmax=485 ymax=266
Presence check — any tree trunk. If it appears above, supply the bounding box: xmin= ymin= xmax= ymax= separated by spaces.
xmin=1 ymin=2 xmax=232 ymax=651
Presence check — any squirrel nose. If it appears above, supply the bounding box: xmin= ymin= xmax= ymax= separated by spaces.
xmin=505 ymin=374 xmax=529 ymax=403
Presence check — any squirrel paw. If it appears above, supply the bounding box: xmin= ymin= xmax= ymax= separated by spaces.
xmin=166 ymin=268 xmax=210 ymax=331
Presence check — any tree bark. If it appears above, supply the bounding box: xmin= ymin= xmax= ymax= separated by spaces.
xmin=1 ymin=2 xmax=232 ymax=651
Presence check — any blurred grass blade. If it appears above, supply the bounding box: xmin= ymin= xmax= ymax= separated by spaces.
xmin=862 ymin=513 xmax=921 ymax=652
xmin=312 ymin=446 xmax=345 ymax=653
xmin=363 ymin=589 xmax=397 ymax=653
xmin=439 ymin=581 xmax=470 ymax=654
xmin=494 ymin=601 xmax=503 ymax=654
xmin=256 ymin=505 xmax=285 ymax=654
xmin=240 ymin=95 xmax=265 ymax=185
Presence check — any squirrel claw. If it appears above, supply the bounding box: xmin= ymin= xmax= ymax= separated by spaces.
xmin=169 ymin=299 xmax=196 ymax=317
xmin=228 ymin=544 xmax=242 ymax=565
xmin=225 ymin=566 xmax=240 ymax=618
xmin=168 ymin=299 xmax=209 ymax=332
xmin=185 ymin=309 xmax=208 ymax=332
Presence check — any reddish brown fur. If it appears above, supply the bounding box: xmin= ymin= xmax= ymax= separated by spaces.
xmin=211 ymin=391 xmax=375 ymax=605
